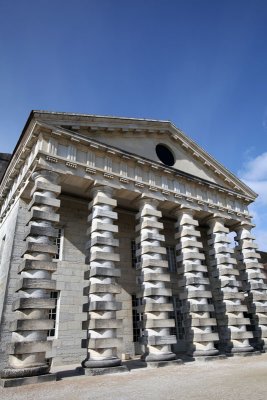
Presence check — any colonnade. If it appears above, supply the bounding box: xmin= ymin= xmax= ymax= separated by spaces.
xmin=1 ymin=170 xmax=267 ymax=382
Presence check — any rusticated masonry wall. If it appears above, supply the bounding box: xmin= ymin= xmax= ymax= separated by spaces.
xmin=0 ymin=199 xmax=29 ymax=370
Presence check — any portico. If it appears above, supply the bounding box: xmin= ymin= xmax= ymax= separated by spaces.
xmin=0 ymin=111 xmax=266 ymax=386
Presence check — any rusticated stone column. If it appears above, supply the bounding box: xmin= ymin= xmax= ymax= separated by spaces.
xmin=82 ymin=186 xmax=123 ymax=370
xmin=207 ymin=217 xmax=253 ymax=354
xmin=175 ymin=208 xmax=219 ymax=357
xmin=1 ymin=170 xmax=61 ymax=381
xmin=136 ymin=197 xmax=176 ymax=362
xmin=235 ymin=222 xmax=267 ymax=350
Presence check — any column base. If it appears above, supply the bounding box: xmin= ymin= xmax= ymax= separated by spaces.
xmin=146 ymin=359 xmax=183 ymax=368
xmin=0 ymin=364 xmax=50 ymax=379
xmin=82 ymin=356 xmax=122 ymax=368
xmin=143 ymin=352 xmax=176 ymax=362
xmin=0 ymin=373 xmax=56 ymax=388
xmin=226 ymin=350 xmax=261 ymax=358
xmin=193 ymin=355 xmax=227 ymax=362
xmin=190 ymin=349 xmax=220 ymax=357
xmin=226 ymin=345 xmax=254 ymax=355
xmin=82 ymin=365 xmax=128 ymax=376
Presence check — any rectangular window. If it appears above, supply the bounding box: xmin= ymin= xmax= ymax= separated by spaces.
xmin=131 ymin=240 xmax=140 ymax=269
xmin=53 ymin=228 xmax=63 ymax=260
xmin=132 ymin=294 xmax=143 ymax=342
xmin=171 ymin=296 xmax=185 ymax=340
xmin=166 ymin=246 xmax=176 ymax=272
xmin=48 ymin=291 xmax=60 ymax=338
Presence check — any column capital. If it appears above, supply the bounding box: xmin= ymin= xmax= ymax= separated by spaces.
xmin=31 ymin=169 xmax=60 ymax=185
xmin=138 ymin=194 xmax=160 ymax=209
xmin=91 ymin=184 xmax=114 ymax=198
xmin=233 ymin=220 xmax=255 ymax=232
xmin=173 ymin=206 xmax=195 ymax=218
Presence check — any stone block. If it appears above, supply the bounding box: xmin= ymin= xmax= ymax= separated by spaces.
xmin=177 ymin=264 xmax=207 ymax=274
xmin=176 ymin=240 xmax=202 ymax=250
xmin=89 ymin=301 xmax=122 ymax=311
xmin=143 ymin=288 xmax=172 ymax=297
xmin=88 ymin=209 xmax=118 ymax=222
xmin=12 ymin=298 xmax=55 ymax=311
xmin=28 ymin=209 xmax=60 ymax=224
xmin=178 ymin=276 xmax=209 ymax=286
xmin=177 ymin=252 xmax=205 ymax=262
xmin=16 ymin=278 xmax=56 ymax=292
xmin=0 ymin=373 xmax=56 ymax=388
xmin=140 ymin=303 xmax=174 ymax=312
xmin=143 ymin=335 xmax=176 ymax=345
xmin=86 ymin=319 xmax=122 ymax=329
xmin=89 ymin=283 xmax=121 ymax=294
xmin=143 ymin=273 xmax=170 ymax=282
xmin=137 ymin=246 xmax=166 ymax=256
xmin=89 ymin=194 xmax=117 ymax=208
xmin=140 ymin=259 xmax=168 ymax=268
xmin=90 ymin=236 xmax=119 ymax=247
xmin=23 ymin=242 xmax=57 ymax=256
xmin=31 ymin=180 xmax=61 ymax=196
xmin=24 ymin=224 xmax=58 ymax=239
xmin=146 ymin=359 xmax=183 ymax=368
xmin=28 ymin=194 xmax=60 ymax=210
xmin=7 ymin=340 xmax=52 ymax=354
xmin=135 ymin=220 xmax=163 ymax=231
xmin=189 ymin=332 xmax=219 ymax=342
xmin=175 ymin=228 xmax=201 ymax=239
xmin=89 ymin=266 xmax=121 ymax=278
xmin=179 ymin=290 xmax=212 ymax=299
xmin=18 ymin=259 xmax=57 ymax=273
xmin=88 ymin=337 xmax=121 ymax=348
xmin=136 ymin=232 xmax=165 ymax=243
xmin=137 ymin=207 xmax=162 ymax=219
xmin=142 ymin=319 xmax=175 ymax=328
xmin=89 ymin=221 xmax=118 ymax=234
xmin=83 ymin=365 xmax=128 ymax=376
xmin=90 ymin=251 xmax=120 ymax=262
xmin=10 ymin=318 xmax=54 ymax=331
xmin=182 ymin=304 xmax=214 ymax=313
xmin=184 ymin=317 xmax=217 ymax=327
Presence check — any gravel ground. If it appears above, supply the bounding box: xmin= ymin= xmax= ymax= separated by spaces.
xmin=1 ymin=354 xmax=267 ymax=400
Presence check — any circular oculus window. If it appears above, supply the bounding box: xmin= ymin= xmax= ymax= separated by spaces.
xmin=155 ymin=144 xmax=175 ymax=166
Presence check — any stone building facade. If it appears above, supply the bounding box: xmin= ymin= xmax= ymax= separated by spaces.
xmin=0 ymin=111 xmax=267 ymax=385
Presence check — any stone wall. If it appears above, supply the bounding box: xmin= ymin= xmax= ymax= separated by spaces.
xmin=0 ymin=198 xmax=27 ymax=370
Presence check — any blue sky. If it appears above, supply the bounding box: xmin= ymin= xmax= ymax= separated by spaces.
xmin=1 ymin=0 xmax=267 ymax=249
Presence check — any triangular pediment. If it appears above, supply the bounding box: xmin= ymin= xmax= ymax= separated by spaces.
xmin=31 ymin=111 xmax=256 ymax=199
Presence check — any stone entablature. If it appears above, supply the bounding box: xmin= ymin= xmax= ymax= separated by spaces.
xmin=0 ymin=118 xmax=255 ymax=225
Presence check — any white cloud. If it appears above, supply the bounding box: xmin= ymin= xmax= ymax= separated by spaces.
xmin=240 ymin=152 xmax=267 ymax=181
xmin=239 ymin=151 xmax=267 ymax=251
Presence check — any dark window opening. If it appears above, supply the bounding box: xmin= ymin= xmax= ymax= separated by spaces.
xmin=156 ymin=144 xmax=175 ymax=166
